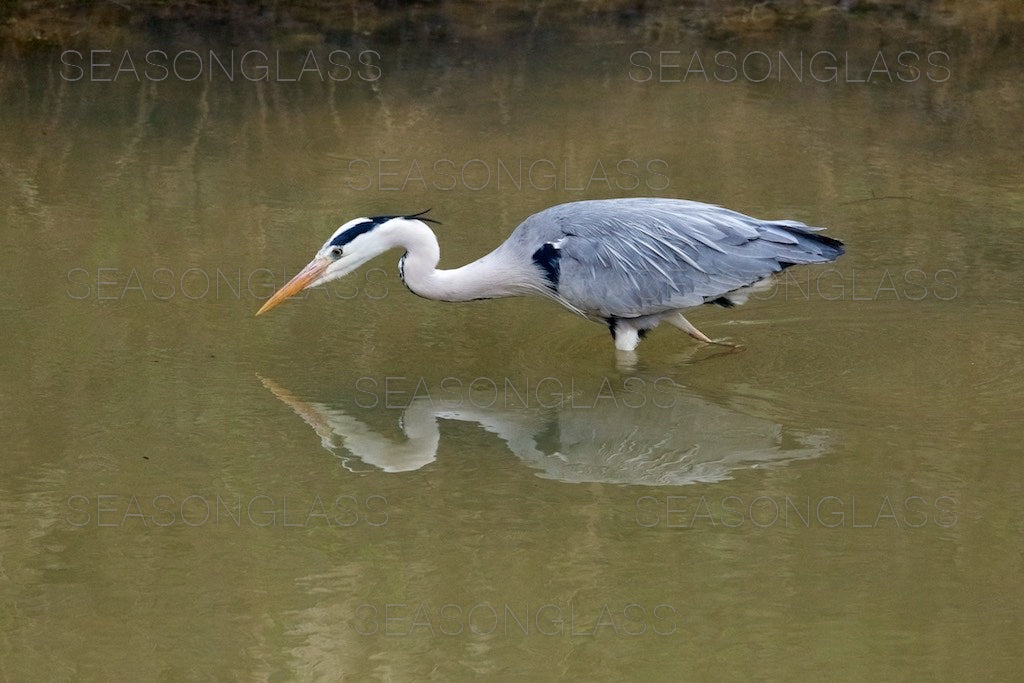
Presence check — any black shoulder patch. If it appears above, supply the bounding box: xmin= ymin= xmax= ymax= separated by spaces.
xmin=709 ymin=296 xmax=735 ymax=308
xmin=532 ymin=242 xmax=562 ymax=290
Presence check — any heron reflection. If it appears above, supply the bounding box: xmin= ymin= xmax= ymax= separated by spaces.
xmin=259 ymin=375 xmax=829 ymax=486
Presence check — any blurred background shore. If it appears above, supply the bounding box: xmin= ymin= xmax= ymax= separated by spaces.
xmin=3 ymin=0 xmax=1023 ymax=51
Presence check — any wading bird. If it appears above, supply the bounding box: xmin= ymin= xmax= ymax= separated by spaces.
xmin=256 ymin=198 xmax=844 ymax=351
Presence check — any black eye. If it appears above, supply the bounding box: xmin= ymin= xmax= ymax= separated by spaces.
xmin=330 ymin=246 xmax=343 ymax=259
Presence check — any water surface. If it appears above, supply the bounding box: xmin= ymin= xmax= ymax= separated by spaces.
xmin=1 ymin=28 xmax=1022 ymax=679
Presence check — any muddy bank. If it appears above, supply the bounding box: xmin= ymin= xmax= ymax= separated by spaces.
xmin=3 ymin=0 xmax=1023 ymax=53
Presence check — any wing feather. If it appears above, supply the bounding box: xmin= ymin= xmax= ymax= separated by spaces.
xmin=504 ymin=198 xmax=843 ymax=318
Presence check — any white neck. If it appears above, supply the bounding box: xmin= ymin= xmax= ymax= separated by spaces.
xmin=390 ymin=220 xmax=537 ymax=302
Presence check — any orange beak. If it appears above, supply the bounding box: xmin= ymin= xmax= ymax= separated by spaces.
xmin=256 ymin=257 xmax=330 ymax=316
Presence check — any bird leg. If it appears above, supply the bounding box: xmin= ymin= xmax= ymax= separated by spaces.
xmin=667 ymin=313 xmax=712 ymax=342
xmin=607 ymin=317 xmax=645 ymax=351
xmin=613 ymin=327 xmax=641 ymax=352
xmin=667 ymin=313 xmax=737 ymax=347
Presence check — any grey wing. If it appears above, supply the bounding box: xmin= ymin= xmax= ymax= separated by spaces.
xmin=508 ymin=198 xmax=844 ymax=319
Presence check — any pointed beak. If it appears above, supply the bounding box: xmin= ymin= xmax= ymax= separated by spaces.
xmin=256 ymin=257 xmax=330 ymax=316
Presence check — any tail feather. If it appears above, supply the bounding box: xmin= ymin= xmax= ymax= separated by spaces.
xmin=770 ymin=222 xmax=845 ymax=264
xmin=704 ymin=221 xmax=844 ymax=309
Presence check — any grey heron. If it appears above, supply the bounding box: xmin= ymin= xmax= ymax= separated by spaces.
xmin=256 ymin=198 xmax=844 ymax=351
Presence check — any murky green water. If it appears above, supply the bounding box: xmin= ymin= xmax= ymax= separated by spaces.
xmin=2 ymin=27 xmax=1023 ymax=679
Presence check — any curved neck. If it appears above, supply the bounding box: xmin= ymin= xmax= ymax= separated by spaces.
xmin=394 ymin=221 xmax=536 ymax=302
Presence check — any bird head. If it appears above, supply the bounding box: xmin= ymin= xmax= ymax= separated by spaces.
xmin=256 ymin=212 xmax=435 ymax=315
